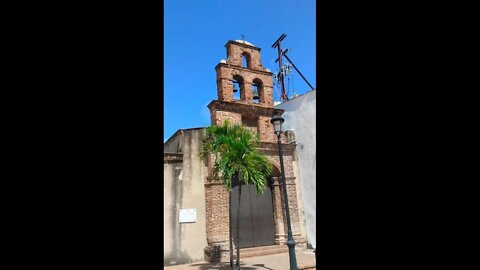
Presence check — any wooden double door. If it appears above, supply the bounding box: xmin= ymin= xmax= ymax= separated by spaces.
xmin=231 ymin=183 xmax=276 ymax=248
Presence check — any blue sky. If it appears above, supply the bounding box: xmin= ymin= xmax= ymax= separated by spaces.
xmin=164 ymin=0 xmax=316 ymax=141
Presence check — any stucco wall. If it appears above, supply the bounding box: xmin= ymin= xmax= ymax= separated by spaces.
xmin=276 ymin=90 xmax=316 ymax=248
xmin=164 ymin=131 xmax=182 ymax=153
xmin=164 ymin=128 xmax=208 ymax=266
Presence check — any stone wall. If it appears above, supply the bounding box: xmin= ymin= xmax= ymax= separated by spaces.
xmin=164 ymin=129 xmax=209 ymax=266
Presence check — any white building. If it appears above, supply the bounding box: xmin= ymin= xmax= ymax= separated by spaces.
xmin=275 ymin=89 xmax=316 ymax=249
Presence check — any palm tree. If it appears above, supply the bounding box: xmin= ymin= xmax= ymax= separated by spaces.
xmin=201 ymin=120 xmax=272 ymax=270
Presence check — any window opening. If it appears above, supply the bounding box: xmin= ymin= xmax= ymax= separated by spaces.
xmin=232 ymin=75 xmax=244 ymax=101
xmin=252 ymin=83 xmax=260 ymax=103
xmin=252 ymin=78 xmax=263 ymax=104
xmin=241 ymin=53 xmax=251 ymax=68
xmin=242 ymin=56 xmax=248 ymax=68
xmin=233 ymin=80 xmax=241 ymax=100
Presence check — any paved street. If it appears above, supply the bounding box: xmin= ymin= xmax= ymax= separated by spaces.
xmin=164 ymin=248 xmax=316 ymax=270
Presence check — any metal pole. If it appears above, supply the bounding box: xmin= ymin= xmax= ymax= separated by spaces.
xmin=276 ymin=133 xmax=298 ymax=270
xmin=282 ymin=54 xmax=315 ymax=91
xmin=273 ymin=35 xmax=289 ymax=102
xmin=229 ymin=191 xmax=233 ymax=269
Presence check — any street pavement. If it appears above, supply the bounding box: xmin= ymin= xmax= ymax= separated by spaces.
xmin=164 ymin=248 xmax=316 ymax=270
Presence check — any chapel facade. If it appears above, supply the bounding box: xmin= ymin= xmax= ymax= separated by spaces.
xmin=203 ymin=40 xmax=306 ymax=261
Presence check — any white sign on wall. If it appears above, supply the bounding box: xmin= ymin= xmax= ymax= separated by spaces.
xmin=179 ymin=208 xmax=196 ymax=223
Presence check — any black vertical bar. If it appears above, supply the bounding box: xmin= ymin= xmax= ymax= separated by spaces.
xmin=275 ymin=38 xmax=289 ymax=102
xmin=229 ymin=191 xmax=233 ymax=269
xmin=277 ymin=135 xmax=298 ymax=270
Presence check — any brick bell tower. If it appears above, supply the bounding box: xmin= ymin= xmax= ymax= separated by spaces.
xmin=209 ymin=39 xmax=278 ymax=142
xmin=204 ymin=40 xmax=305 ymax=262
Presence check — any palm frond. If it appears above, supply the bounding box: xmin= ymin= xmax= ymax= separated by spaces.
xmin=200 ymin=120 xmax=272 ymax=193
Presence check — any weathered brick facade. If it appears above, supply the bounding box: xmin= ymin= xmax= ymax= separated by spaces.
xmin=215 ymin=40 xmax=274 ymax=106
xmin=204 ymin=40 xmax=305 ymax=262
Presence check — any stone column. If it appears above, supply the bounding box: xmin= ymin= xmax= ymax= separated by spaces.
xmin=272 ymin=176 xmax=286 ymax=244
xmin=271 ymin=175 xmax=303 ymax=245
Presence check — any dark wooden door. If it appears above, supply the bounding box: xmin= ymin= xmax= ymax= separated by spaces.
xmin=231 ymin=184 xmax=275 ymax=248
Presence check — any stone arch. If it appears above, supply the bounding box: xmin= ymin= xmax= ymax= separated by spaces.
xmin=270 ymin=163 xmax=281 ymax=178
xmin=252 ymin=78 xmax=264 ymax=104
xmin=266 ymin=156 xmax=281 ymax=175
xmin=232 ymin=74 xmax=245 ymax=101
xmin=241 ymin=51 xmax=252 ymax=68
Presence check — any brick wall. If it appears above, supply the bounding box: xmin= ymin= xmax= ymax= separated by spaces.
xmin=215 ymin=64 xmax=273 ymax=105
xmin=225 ymin=40 xmax=264 ymax=70
xmin=203 ymin=40 xmax=306 ymax=262
xmin=215 ymin=40 xmax=273 ymax=106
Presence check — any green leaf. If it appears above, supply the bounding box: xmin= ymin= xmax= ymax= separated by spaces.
xmin=200 ymin=120 xmax=272 ymax=194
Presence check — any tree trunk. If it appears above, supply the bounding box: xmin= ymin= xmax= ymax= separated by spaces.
xmin=236 ymin=175 xmax=241 ymax=270
xmin=229 ymin=190 xmax=233 ymax=269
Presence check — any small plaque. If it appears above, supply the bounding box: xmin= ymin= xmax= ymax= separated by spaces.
xmin=179 ymin=208 xmax=196 ymax=223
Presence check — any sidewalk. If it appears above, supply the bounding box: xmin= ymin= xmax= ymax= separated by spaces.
xmin=164 ymin=248 xmax=316 ymax=270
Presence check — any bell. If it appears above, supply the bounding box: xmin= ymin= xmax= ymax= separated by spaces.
xmin=252 ymin=89 xmax=259 ymax=100
xmin=233 ymin=86 xmax=239 ymax=93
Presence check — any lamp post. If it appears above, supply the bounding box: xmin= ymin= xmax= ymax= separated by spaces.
xmin=270 ymin=114 xmax=298 ymax=270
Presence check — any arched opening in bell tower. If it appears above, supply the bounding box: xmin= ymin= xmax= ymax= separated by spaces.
xmin=241 ymin=52 xmax=251 ymax=69
xmin=232 ymin=74 xmax=244 ymax=101
xmin=252 ymin=78 xmax=264 ymax=104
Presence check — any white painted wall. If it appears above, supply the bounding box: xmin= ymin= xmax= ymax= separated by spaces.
xmin=276 ymin=90 xmax=316 ymax=248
